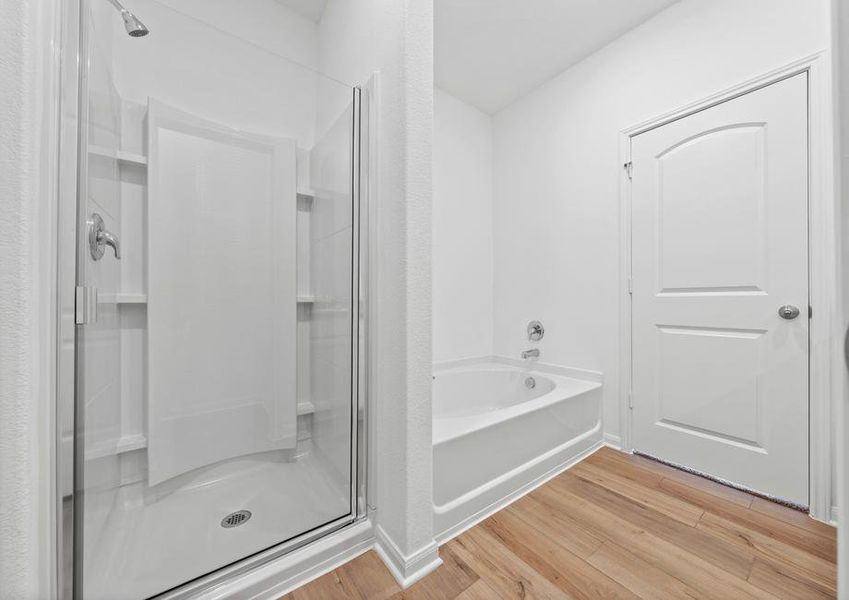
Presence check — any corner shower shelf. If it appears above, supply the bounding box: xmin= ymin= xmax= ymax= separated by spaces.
xmin=296 ymin=401 xmax=315 ymax=416
xmin=297 ymin=190 xmax=314 ymax=211
xmin=88 ymin=145 xmax=148 ymax=167
xmin=102 ymin=292 xmax=148 ymax=304
xmin=106 ymin=293 xmax=314 ymax=304
xmin=85 ymin=404 xmax=313 ymax=461
xmin=85 ymin=433 xmax=147 ymax=460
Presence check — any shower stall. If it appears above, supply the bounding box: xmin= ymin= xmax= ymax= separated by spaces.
xmin=58 ymin=0 xmax=368 ymax=597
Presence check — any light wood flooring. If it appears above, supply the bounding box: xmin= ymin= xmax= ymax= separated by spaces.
xmin=283 ymin=447 xmax=837 ymax=599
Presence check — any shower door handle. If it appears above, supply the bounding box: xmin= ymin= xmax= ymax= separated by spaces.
xmin=88 ymin=213 xmax=121 ymax=260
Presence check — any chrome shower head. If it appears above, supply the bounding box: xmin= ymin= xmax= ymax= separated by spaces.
xmin=120 ymin=10 xmax=149 ymax=37
xmin=106 ymin=0 xmax=149 ymax=37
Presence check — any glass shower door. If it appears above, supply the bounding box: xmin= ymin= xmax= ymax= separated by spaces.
xmin=72 ymin=1 xmax=362 ymax=597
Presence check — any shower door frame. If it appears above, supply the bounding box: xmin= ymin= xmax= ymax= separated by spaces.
xmin=55 ymin=0 xmax=371 ymax=596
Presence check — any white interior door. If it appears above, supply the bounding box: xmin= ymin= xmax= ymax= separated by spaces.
xmin=630 ymin=74 xmax=809 ymax=505
xmin=146 ymin=99 xmax=298 ymax=486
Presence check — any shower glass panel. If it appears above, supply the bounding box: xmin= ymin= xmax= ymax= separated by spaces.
xmin=73 ymin=1 xmax=360 ymax=597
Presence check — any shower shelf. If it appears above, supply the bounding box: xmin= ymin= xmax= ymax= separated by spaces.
xmin=101 ymin=292 xmax=148 ymax=304
xmin=85 ymin=433 xmax=147 ymax=460
xmin=297 ymin=191 xmax=314 ymax=212
xmin=85 ymin=403 xmax=314 ymax=460
xmin=104 ymin=294 xmax=314 ymax=304
xmin=88 ymin=145 xmax=148 ymax=167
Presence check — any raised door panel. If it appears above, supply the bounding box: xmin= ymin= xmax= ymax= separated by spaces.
xmin=630 ymin=73 xmax=808 ymax=505
xmin=657 ymin=125 xmax=766 ymax=295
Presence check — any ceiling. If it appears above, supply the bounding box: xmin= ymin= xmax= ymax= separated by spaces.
xmin=435 ymin=0 xmax=679 ymax=114
xmin=274 ymin=0 xmax=328 ymax=23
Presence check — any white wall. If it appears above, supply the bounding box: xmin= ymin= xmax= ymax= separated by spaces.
xmin=318 ymin=0 xmax=438 ymax=578
xmin=111 ymin=0 xmax=320 ymax=146
xmin=433 ymin=88 xmax=494 ymax=363
xmin=492 ymin=0 xmax=831 ymax=444
xmin=0 ymin=0 xmax=59 ymax=597
xmin=151 ymin=0 xmax=318 ymax=70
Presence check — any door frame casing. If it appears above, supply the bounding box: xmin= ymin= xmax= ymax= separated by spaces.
xmin=617 ymin=51 xmax=836 ymax=522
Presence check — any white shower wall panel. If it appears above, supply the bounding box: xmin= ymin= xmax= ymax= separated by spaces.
xmin=145 ymin=103 xmax=298 ymax=485
xmin=309 ymin=102 xmax=355 ymax=491
xmin=96 ymin=1 xmax=334 ymax=463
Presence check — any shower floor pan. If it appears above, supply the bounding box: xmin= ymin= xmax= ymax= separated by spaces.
xmin=84 ymin=452 xmax=349 ymax=599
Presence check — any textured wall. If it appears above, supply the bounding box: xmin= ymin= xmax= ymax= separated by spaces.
xmin=0 ymin=0 xmax=57 ymax=597
xmin=319 ymin=0 xmax=435 ymax=560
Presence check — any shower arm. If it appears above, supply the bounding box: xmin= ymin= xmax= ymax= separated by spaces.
xmin=105 ymin=0 xmax=132 ymax=14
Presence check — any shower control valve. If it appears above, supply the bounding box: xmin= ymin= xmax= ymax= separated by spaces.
xmin=527 ymin=320 xmax=544 ymax=341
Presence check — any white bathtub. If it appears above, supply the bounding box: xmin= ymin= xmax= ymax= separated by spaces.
xmin=432 ymin=358 xmax=602 ymax=541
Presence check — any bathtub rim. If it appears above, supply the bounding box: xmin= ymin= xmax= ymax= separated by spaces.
xmin=432 ymin=357 xmax=603 ymax=446
xmin=433 ymin=355 xmax=604 ymax=383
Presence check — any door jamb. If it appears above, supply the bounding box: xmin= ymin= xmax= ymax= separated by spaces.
xmin=618 ymin=51 xmax=836 ymax=523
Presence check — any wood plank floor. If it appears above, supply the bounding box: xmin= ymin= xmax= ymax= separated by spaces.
xmin=282 ymin=448 xmax=837 ymax=599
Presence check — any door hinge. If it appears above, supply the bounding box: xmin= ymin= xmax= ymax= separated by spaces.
xmin=809 ymin=305 xmax=813 ymax=319
xmin=627 ymin=277 xmax=633 ymax=295
xmin=624 ymin=161 xmax=633 ymax=180
xmin=628 ymin=390 xmax=634 ymax=410
xmin=75 ymin=286 xmax=98 ymax=325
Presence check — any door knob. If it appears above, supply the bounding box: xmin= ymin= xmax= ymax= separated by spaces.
xmin=778 ymin=305 xmax=800 ymax=320
xmin=88 ymin=213 xmax=121 ymax=260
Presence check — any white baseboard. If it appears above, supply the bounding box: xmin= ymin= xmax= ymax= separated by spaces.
xmin=192 ymin=520 xmax=374 ymax=600
xmin=603 ymin=432 xmax=622 ymax=450
xmin=374 ymin=524 xmax=442 ymax=589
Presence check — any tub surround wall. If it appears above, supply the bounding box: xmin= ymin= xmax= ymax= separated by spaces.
xmin=491 ymin=0 xmax=831 ymax=448
xmin=433 ymin=88 xmax=494 ymax=363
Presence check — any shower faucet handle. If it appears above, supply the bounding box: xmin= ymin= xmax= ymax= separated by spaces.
xmin=527 ymin=320 xmax=544 ymax=341
xmin=88 ymin=213 xmax=121 ymax=260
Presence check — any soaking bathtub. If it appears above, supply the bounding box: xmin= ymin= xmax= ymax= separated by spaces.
xmin=432 ymin=358 xmax=602 ymax=541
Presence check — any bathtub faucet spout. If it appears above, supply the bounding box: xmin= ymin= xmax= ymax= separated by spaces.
xmin=521 ymin=348 xmax=540 ymax=359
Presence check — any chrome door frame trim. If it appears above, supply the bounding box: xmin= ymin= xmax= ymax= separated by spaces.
xmin=56 ymin=0 xmax=83 ymax=596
